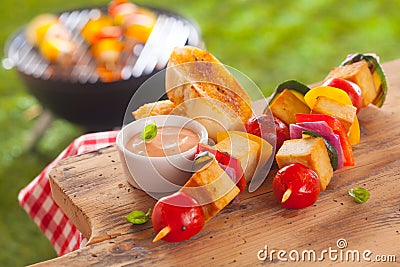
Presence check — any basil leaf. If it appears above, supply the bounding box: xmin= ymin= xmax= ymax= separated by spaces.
xmin=125 ymin=209 xmax=151 ymax=224
xmin=141 ymin=121 xmax=157 ymax=142
xmin=348 ymin=187 xmax=370 ymax=204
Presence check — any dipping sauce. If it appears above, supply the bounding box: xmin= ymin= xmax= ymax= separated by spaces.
xmin=126 ymin=126 xmax=200 ymax=157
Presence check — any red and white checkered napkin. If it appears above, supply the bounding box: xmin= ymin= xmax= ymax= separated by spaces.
xmin=18 ymin=130 xmax=119 ymax=256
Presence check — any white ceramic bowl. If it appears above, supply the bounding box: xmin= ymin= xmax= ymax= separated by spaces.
xmin=116 ymin=115 xmax=208 ymax=196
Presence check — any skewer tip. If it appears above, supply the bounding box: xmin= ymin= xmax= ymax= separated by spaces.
xmin=281 ymin=188 xmax=292 ymax=203
xmin=153 ymin=225 xmax=171 ymax=242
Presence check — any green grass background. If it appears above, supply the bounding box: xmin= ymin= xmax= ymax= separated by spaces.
xmin=1 ymin=0 xmax=400 ymax=266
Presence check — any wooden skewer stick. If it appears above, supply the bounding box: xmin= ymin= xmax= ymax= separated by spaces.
xmin=281 ymin=188 xmax=292 ymax=203
xmin=153 ymin=225 xmax=171 ymax=242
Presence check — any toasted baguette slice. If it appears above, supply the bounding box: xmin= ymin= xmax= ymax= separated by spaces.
xmin=325 ymin=60 xmax=376 ymax=107
xmin=132 ymin=100 xmax=175 ymax=120
xmin=180 ymin=158 xmax=240 ymax=222
xmin=276 ymin=137 xmax=333 ymax=191
xmin=166 ymin=46 xmax=253 ymax=140
xmin=311 ymin=96 xmax=357 ymax=132
xmin=270 ymin=89 xmax=310 ymax=125
xmin=132 ymin=100 xmax=184 ymax=120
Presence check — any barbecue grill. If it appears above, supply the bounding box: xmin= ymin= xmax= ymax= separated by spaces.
xmin=3 ymin=6 xmax=203 ymax=131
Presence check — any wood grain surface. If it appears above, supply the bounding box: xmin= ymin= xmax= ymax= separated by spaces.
xmin=34 ymin=59 xmax=400 ymax=266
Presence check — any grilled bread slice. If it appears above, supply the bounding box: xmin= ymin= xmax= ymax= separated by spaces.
xmin=132 ymin=99 xmax=190 ymax=120
xmin=165 ymin=46 xmax=253 ymax=140
xmin=132 ymin=100 xmax=176 ymax=120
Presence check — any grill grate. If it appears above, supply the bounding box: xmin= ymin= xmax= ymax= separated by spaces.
xmin=3 ymin=7 xmax=202 ymax=83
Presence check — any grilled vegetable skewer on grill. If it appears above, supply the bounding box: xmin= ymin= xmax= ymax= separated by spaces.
xmin=25 ymin=14 xmax=77 ymax=65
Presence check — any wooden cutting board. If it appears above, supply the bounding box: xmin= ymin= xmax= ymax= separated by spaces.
xmin=35 ymin=60 xmax=400 ymax=266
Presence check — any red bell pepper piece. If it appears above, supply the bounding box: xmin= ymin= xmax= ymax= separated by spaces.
xmin=196 ymin=144 xmax=246 ymax=193
xmin=295 ymin=114 xmax=355 ymax=166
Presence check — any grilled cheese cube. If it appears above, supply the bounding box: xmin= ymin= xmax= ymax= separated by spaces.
xmin=311 ymin=96 xmax=357 ymax=132
xmin=180 ymin=159 xmax=240 ymax=222
xmin=270 ymin=89 xmax=311 ymax=125
xmin=325 ymin=60 xmax=376 ymax=107
xmin=276 ymin=137 xmax=333 ymax=191
xmin=216 ymin=131 xmax=273 ymax=183
xmin=215 ymin=133 xmax=259 ymax=183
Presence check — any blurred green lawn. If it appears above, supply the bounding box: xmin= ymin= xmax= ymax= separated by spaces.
xmin=1 ymin=0 xmax=400 ymax=266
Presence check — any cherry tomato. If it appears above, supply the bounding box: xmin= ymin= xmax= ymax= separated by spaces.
xmin=272 ymin=163 xmax=320 ymax=209
xmin=245 ymin=114 xmax=289 ymax=150
xmin=323 ymin=78 xmax=363 ymax=113
xmin=152 ymin=191 xmax=204 ymax=242
xmin=245 ymin=114 xmax=268 ymax=137
xmin=108 ymin=0 xmax=136 ymax=16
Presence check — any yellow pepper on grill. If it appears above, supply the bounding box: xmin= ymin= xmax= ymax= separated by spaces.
xmin=25 ymin=14 xmax=76 ymax=63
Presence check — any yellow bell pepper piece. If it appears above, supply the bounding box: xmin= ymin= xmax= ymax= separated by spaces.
xmin=304 ymin=86 xmax=350 ymax=108
xmin=348 ymin=115 xmax=360 ymax=145
xmin=25 ymin=14 xmax=58 ymax=46
xmin=91 ymin=39 xmax=123 ymax=59
xmin=39 ymin=37 xmax=75 ymax=62
xmin=81 ymin=16 xmax=114 ymax=45
xmin=124 ymin=12 xmax=156 ymax=43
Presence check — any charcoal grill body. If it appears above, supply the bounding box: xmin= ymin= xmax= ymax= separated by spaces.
xmin=18 ymin=70 xmax=156 ymax=132
xmin=5 ymin=6 xmax=203 ymax=131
